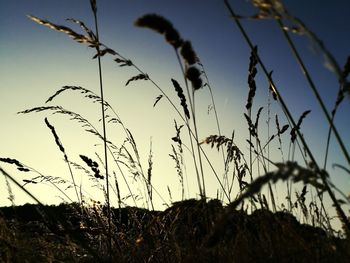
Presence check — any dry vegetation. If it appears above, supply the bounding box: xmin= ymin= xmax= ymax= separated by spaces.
xmin=1 ymin=201 xmax=350 ymax=262
xmin=1 ymin=0 xmax=350 ymax=262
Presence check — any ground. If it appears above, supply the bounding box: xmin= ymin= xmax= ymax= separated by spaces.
xmin=0 ymin=200 xmax=349 ymax=262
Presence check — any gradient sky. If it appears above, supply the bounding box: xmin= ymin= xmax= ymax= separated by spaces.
xmin=1 ymin=0 xmax=349 ymax=213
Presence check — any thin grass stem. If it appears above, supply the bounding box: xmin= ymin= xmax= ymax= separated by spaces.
xmin=91 ymin=3 xmax=112 ymax=258
xmin=274 ymin=17 xmax=350 ymax=166
xmin=174 ymin=49 xmax=205 ymax=198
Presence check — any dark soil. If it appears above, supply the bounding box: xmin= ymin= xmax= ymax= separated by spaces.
xmin=0 ymin=200 xmax=349 ymax=263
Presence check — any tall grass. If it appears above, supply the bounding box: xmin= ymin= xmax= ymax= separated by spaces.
xmin=1 ymin=0 xmax=350 ymax=261
xmin=223 ymin=0 xmax=350 ymax=232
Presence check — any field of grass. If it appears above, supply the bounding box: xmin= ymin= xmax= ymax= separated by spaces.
xmin=1 ymin=0 xmax=349 ymax=262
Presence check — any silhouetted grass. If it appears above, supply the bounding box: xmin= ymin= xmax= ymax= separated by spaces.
xmin=1 ymin=0 xmax=349 ymax=262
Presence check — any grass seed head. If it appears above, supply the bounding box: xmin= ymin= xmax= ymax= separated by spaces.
xmin=135 ymin=14 xmax=183 ymax=48
xmin=186 ymin=66 xmax=202 ymax=90
xmin=181 ymin=41 xmax=197 ymax=65
xmin=171 ymin=78 xmax=190 ymax=119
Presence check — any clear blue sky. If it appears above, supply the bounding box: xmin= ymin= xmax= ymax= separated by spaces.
xmin=1 ymin=1 xmax=349 ymax=214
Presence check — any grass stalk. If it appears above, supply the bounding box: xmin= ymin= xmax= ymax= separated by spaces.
xmin=44 ymin=118 xmax=81 ymax=204
xmin=273 ymin=17 xmax=350 ymax=166
xmin=199 ymin=62 xmax=226 ymax=163
xmin=89 ymin=0 xmax=112 ymax=258
xmin=201 ymin=65 xmax=228 ymax=198
xmin=287 ymin=17 xmax=350 ymax=169
xmin=174 ymin=49 xmax=205 ymax=198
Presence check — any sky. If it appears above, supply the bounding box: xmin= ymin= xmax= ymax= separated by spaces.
xmin=1 ymin=0 xmax=349 ymax=217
